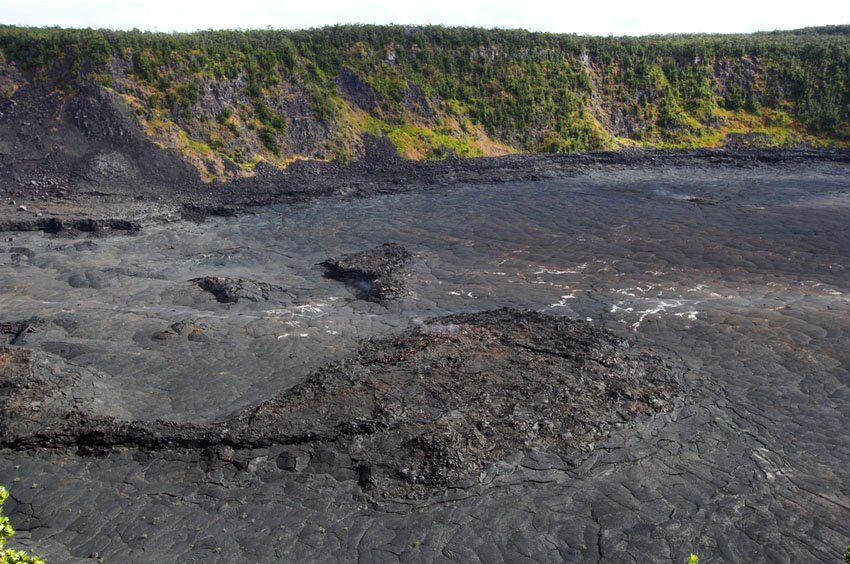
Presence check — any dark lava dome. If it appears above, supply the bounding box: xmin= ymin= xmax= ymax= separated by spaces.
xmin=0 ymin=308 xmax=681 ymax=499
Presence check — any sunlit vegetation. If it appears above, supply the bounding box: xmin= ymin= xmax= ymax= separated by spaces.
xmin=1 ymin=486 xmax=45 ymax=564
xmin=0 ymin=24 xmax=848 ymax=176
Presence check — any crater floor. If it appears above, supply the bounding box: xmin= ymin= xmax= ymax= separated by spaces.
xmin=1 ymin=161 xmax=849 ymax=562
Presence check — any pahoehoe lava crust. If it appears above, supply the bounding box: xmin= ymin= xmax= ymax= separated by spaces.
xmin=0 ymin=309 xmax=681 ymax=498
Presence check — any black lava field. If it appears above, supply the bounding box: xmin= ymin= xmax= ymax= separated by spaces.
xmin=1 ymin=161 xmax=849 ymax=562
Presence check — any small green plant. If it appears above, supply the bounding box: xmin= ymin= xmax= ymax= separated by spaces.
xmin=688 ymin=553 xmax=699 ymax=564
xmin=844 ymin=544 xmax=850 ymax=564
xmin=260 ymin=127 xmax=281 ymax=155
xmin=217 ymin=107 xmax=232 ymax=124
xmin=1 ymin=485 xmax=45 ymax=563
xmin=0 ymin=84 xmax=16 ymax=101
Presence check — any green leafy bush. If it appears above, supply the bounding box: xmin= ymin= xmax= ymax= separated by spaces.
xmin=0 ymin=486 xmax=44 ymax=564
xmin=260 ymin=127 xmax=281 ymax=155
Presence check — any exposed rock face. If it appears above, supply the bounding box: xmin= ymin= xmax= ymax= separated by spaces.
xmin=336 ymin=66 xmax=379 ymax=113
xmin=0 ymin=216 xmax=140 ymax=234
xmin=190 ymin=276 xmax=289 ymax=304
xmin=0 ymin=318 xmax=46 ymax=345
xmin=70 ymin=84 xmax=136 ymax=139
xmin=320 ymin=242 xmax=412 ymax=301
xmin=0 ymin=309 xmax=682 ymax=498
xmin=180 ymin=203 xmax=238 ymax=222
xmin=153 ymin=320 xmax=210 ymax=343
xmin=403 ymin=82 xmax=435 ymax=119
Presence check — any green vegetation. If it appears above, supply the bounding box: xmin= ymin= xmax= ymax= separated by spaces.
xmin=0 ymin=486 xmax=45 ymax=564
xmin=0 ymin=24 xmax=848 ymax=177
xmin=688 ymin=553 xmax=699 ymax=564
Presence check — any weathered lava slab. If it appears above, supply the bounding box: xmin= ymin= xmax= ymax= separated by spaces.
xmin=0 ymin=309 xmax=681 ymax=498
xmin=0 ymin=318 xmax=46 ymax=345
xmin=320 ymin=242 xmax=412 ymax=301
xmin=190 ymin=276 xmax=289 ymax=303
xmin=0 ymin=216 xmax=140 ymax=234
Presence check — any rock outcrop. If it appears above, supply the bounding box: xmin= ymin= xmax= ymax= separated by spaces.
xmin=320 ymin=243 xmax=412 ymax=301
xmin=0 ymin=309 xmax=682 ymax=498
xmin=190 ymin=276 xmax=289 ymax=304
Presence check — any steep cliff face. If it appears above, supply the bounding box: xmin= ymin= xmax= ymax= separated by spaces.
xmin=103 ymin=63 xmax=341 ymax=180
xmin=0 ymin=25 xmax=848 ymax=184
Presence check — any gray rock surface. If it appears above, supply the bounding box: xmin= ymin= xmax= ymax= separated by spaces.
xmin=0 ymin=309 xmax=681 ymax=501
xmin=0 ymin=160 xmax=848 ymax=562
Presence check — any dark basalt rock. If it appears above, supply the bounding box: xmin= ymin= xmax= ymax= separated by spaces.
xmin=0 ymin=309 xmax=682 ymax=499
xmin=335 ymin=67 xmax=379 ymax=113
xmin=190 ymin=276 xmax=288 ymax=304
xmin=0 ymin=318 xmax=46 ymax=345
xmin=180 ymin=204 xmax=238 ymax=223
xmin=153 ymin=320 xmax=210 ymax=342
xmin=0 ymin=217 xmax=140 ymax=234
xmin=320 ymin=242 xmax=412 ymax=301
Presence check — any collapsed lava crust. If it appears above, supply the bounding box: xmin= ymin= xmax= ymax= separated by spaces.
xmin=0 ymin=309 xmax=681 ymax=498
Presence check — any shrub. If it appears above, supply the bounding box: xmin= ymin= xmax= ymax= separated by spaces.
xmin=0 ymin=486 xmax=45 ymax=564
xmin=260 ymin=127 xmax=281 ymax=155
